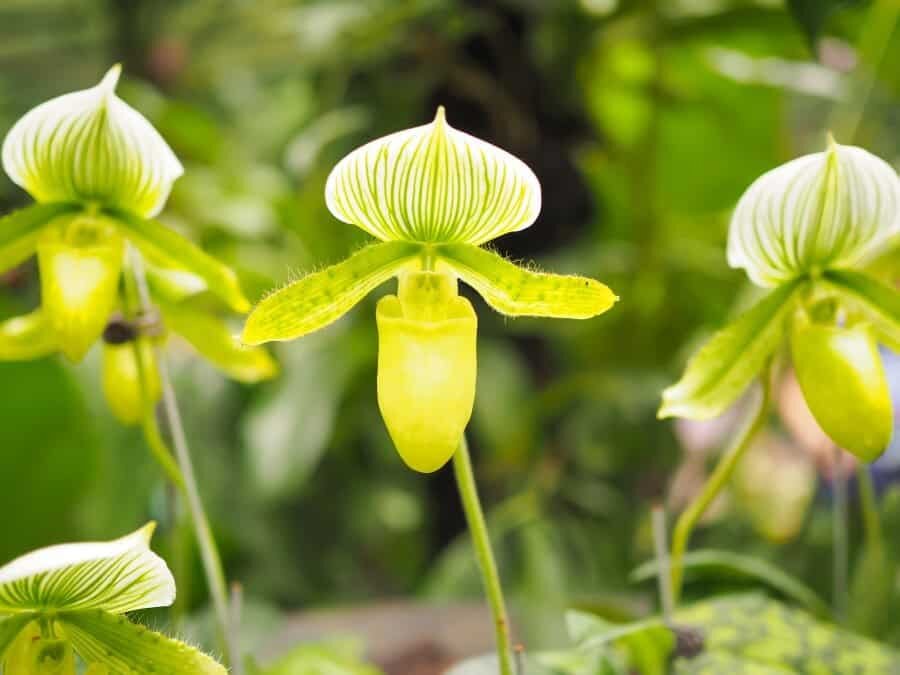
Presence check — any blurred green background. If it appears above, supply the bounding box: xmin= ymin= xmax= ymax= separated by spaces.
xmin=0 ymin=0 xmax=898 ymax=666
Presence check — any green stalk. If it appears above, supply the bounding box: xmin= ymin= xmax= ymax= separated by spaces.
xmin=832 ymin=449 xmax=848 ymax=623
xmin=453 ymin=434 xmax=514 ymax=675
xmin=122 ymin=246 xmax=239 ymax=673
xmin=670 ymin=367 xmax=772 ymax=603
xmin=858 ymin=465 xmax=885 ymax=560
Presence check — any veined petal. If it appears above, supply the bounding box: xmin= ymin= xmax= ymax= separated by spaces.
xmin=438 ymin=243 xmax=617 ymax=318
xmin=727 ymin=139 xmax=900 ymax=287
xmin=0 ymin=523 xmax=175 ymax=614
xmin=242 ymin=241 xmax=420 ymax=344
xmin=60 ymin=610 xmax=225 ymax=675
xmin=2 ymin=65 xmax=183 ymax=218
xmin=0 ymin=310 xmax=57 ymax=360
xmin=325 ymin=107 xmax=541 ymax=245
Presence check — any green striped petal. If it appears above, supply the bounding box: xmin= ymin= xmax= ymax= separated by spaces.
xmin=2 ymin=65 xmax=183 ymax=218
xmin=325 ymin=107 xmax=541 ymax=245
xmin=437 ymin=243 xmax=617 ymax=318
xmin=728 ymin=138 xmax=900 ymax=288
xmin=0 ymin=523 xmax=174 ymax=614
xmin=60 ymin=610 xmax=225 ymax=675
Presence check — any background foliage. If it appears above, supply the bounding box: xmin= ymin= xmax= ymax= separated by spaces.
xmin=0 ymin=0 xmax=898 ymax=665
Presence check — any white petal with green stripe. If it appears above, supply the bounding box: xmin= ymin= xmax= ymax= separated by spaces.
xmin=0 ymin=523 xmax=174 ymax=614
xmin=325 ymin=107 xmax=541 ymax=245
xmin=728 ymin=139 xmax=900 ymax=288
xmin=2 ymin=65 xmax=183 ymax=218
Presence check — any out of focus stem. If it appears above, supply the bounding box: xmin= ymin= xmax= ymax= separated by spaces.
xmin=453 ymin=434 xmax=514 ymax=675
xmin=670 ymin=364 xmax=772 ymax=604
xmin=122 ymin=246 xmax=238 ymax=673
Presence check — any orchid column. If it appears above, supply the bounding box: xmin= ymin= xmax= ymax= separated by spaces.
xmin=243 ymin=108 xmax=617 ymax=673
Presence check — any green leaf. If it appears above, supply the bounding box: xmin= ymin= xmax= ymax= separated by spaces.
xmin=823 ymin=269 xmax=900 ymax=352
xmin=0 ymin=310 xmax=57 ymax=360
xmin=0 ymin=613 xmax=35 ymax=660
xmin=438 ymin=243 xmax=617 ymax=319
xmin=659 ymin=279 xmax=804 ymax=419
xmin=61 ymin=609 xmax=225 ymax=675
xmin=727 ymin=140 xmax=900 ymax=288
xmin=325 ymin=107 xmax=541 ymax=245
xmin=629 ymin=549 xmax=830 ymax=617
xmin=160 ymin=301 xmax=278 ymax=383
xmin=242 ymin=241 xmax=420 ymax=344
xmin=787 ymin=0 xmax=867 ymax=48
xmin=0 ymin=202 xmax=78 ymax=272
xmin=107 ymin=208 xmax=250 ymax=312
xmin=0 ymin=523 xmax=174 ymax=614
xmin=1 ymin=65 xmax=183 ymax=218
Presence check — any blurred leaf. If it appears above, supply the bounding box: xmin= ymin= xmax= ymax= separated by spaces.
xmin=247 ymin=639 xmax=382 ymax=675
xmin=630 ymin=549 xmax=830 ymax=617
xmin=786 ymin=0 xmax=867 ymax=48
xmin=674 ymin=652 xmax=794 ymax=674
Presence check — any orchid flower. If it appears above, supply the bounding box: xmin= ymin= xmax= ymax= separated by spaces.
xmin=0 ymin=65 xmax=275 ymax=422
xmin=242 ymin=108 xmax=617 ymax=472
xmin=0 ymin=524 xmax=224 ymax=674
xmin=661 ymin=137 xmax=900 ymax=462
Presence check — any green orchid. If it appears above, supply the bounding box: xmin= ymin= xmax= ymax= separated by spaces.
xmin=0 ymin=524 xmax=225 ymax=675
xmin=660 ymin=137 xmax=900 ymax=463
xmin=243 ymin=107 xmax=616 ymax=472
xmin=0 ymin=65 xmax=275 ymax=421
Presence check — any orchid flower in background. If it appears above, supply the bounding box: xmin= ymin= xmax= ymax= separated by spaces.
xmin=0 ymin=65 xmax=275 ymax=423
xmin=0 ymin=524 xmax=224 ymax=675
xmin=660 ymin=136 xmax=900 ymax=602
xmin=243 ymin=107 xmax=617 ymax=473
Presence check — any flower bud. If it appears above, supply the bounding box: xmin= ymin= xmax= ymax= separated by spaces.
xmin=37 ymin=215 xmax=123 ymax=361
xmin=102 ymin=338 xmax=161 ymax=425
xmin=790 ymin=315 xmax=893 ymax=462
xmin=376 ymin=272 xmax=477 ymax=472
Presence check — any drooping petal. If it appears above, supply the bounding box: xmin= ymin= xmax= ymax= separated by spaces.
xmin=0 ymin=203 xmax=79 ymax=273
xmin=727 ymin=139 xmax=900 ymax=287
xmin=0 ymin=310 xmax=57 ymax=361
xmin=325 ymin=107 xmax=541 ymax=245
xmin=242 ymin=241 xmax=420 ymax=345
xmin=102 ymin=339 xmax=160 ymax=425
xmin=0 ymin=614 xmax=36 ymax=661
xmin=37 ymin=216 xmax=124 ymax=362
xmin=160 ymin=301 xmax=277 ymax=382
xmin=109 ymin=208 xmax=250 ymax=313
xmin=823 ymin=269 xmax=900 ymax=353
xmin=0 ymin=523 xmax=174 ymax=614
xmin=437 ymin=243 xmax=617 ymax=318
xmin=60 ymin=610 xmax=225 ymax=675
xmin=2 ymin=65 xmax=183 ymax=218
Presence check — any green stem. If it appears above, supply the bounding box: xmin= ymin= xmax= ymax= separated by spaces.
xmin=453 ymin=435 xmax=514 ymax=675
xmin=670 ymin=367 xmax=772 ymax=603
xmin=832 ymin=449 xmax=848 ymax=623
xmin=857 ymin=464 xmax=885 ymax=560
xmin=123 ymin=246 xmax=239 ymax=672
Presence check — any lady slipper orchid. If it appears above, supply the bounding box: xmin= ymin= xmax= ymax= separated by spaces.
xmin=0 ymin=65 xmax=275 ymax=417
xmin=0 ymin=524 xmax=225 ymax=674
xmin=661 ymin=137 xmax=900 ymax=463
xmin=243 ymin=108 xmax=617 ymax=472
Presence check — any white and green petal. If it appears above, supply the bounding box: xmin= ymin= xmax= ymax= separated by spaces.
xmin=0 ymin=523 xmax=174 ymax=614
xmin=727 ymin=139 xmax=900 ymax=287
xmin=325 ymin=107 xmax=541 ymax=245
xmin=2 ymin=65 xmax=183 ymax=218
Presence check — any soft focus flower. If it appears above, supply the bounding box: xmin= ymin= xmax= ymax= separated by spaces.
xmin=0 ymin=524 xmax=224 ymax=674
xmin=244 ymin=108 xmax=616 ymax=472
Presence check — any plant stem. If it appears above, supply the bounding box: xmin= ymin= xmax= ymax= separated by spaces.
xmin=453 ymin=434 xmax=514 ymax=675
xmin=832 ymin=449 xmax=848 ymax=624
xmin=857 ymin=464 xmax=884 ymax=560
xmin=652 ymin=505 xmax=674 ymax=624
xmin=670 ymin=367 xmax=772 ymax=603
xmin=123 ymin=246 xmax=239 ymax=672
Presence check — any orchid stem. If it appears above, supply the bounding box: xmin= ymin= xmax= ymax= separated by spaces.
xmin=453 ymin=434 xmax=514 ymax=675
xmin=652 ymin=505 xmax=674 ymax=624
xmin=670 ymin=365 xmax=772 ymax=604
xmin=123 ymin=245 xmax=239 ymax=673
xmin=833 ymin=449 xmax=848 ymax=624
